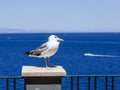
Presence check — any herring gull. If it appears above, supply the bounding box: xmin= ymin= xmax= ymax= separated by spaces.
xmin=25 ymin=35 xmax=64 ymax=67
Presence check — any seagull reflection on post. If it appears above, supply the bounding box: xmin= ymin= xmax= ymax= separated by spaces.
xmin=25 ymin=35 xmax=64 ymax=67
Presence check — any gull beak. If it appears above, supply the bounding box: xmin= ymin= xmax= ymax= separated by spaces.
xmin=57 ymin=38 xmax=64 ymax=42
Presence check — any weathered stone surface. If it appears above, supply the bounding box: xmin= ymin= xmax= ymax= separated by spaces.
xmin=22 ymin=66 xmax=66 ymax=77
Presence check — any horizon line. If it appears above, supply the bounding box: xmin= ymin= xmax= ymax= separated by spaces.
xmin=0 ymin=27 xmax=120 ymax=33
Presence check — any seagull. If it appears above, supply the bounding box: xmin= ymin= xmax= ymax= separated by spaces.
xmin=25 ymin=35 xmax=64 ymax=67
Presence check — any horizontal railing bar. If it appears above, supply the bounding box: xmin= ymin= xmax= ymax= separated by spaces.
xmin=0 ymin=76 xmax=22 ymax=79
xmin=0 ymin=75 xmax=120 ymax=79
xmin=66 ymin=75 xmax=120 ymax=77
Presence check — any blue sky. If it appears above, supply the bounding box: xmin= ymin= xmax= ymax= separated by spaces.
xmin=0 ymin=0 xmax=120 ymax=32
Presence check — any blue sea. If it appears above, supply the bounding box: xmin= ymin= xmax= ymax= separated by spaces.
xmin=0 ymin=33 xmax=120 ymax=90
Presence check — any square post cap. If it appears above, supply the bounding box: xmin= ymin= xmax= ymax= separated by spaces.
xmin=22 ymin=66 xmax=67 ymax=77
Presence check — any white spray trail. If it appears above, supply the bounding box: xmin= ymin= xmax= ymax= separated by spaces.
xmin=84 ymin=53 xmax=120 ymax=57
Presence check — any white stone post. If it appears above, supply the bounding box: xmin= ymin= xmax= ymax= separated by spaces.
xmin=22 ymin=66 xmax=66 ymax=90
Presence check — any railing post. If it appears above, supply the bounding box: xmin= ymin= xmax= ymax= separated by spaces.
xmin=22 ymin=66 xmax=66 ymax=90
xmin=88 ymin=76 xmax=90 ymax=90
xmin=106 ymin=76 xmax=108 ymax=90
xmin=6 ymin=78 xmax=9 ymax=90
xmin=70 ymin=77 xmax=73 ymax=90
xmin=94 ymin=76 xmax=97 ymax=90
xmin=112 ymin=76 xmax=114 ymax=90
xmin=13 ymin=78 xmax=16 ymax=90
xmin=77 ymin=77 xmax=80 ymax=90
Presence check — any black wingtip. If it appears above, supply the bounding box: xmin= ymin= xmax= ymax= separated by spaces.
xmin=25 ymin=51 xmax=31 ymax=55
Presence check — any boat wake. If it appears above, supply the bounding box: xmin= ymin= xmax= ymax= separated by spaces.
xmin=84 ymin=53 xmax=120 ymax=57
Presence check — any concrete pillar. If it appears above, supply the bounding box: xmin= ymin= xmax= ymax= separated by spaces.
xmin=22 ymin=66 xmax=66 ymax=90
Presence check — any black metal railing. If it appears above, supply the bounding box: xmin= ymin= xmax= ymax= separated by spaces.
xmin=0 ymin=76 xmax=24 ymax=90
xmin=0 ymin=75 xmax=120 ymax=90
xmin=64 ymin=75 xmax=120 ymax=90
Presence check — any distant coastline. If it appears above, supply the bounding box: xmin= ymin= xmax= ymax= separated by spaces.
xmin=0 ymin=28 xmax=120 ymax=33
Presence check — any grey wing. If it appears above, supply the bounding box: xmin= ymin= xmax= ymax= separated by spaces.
xmin=31 ymin=42 xmax=48 ymax=56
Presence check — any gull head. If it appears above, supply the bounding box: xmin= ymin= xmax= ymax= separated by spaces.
xmin=48 ymin=35 xmax=64 ymax=42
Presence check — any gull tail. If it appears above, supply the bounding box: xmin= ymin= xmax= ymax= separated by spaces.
xmin=25 ymin=51 xmax=33 ymax=56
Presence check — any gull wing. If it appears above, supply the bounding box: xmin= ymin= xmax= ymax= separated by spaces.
xmin=30 ymin=42 xmax=48 ymax=56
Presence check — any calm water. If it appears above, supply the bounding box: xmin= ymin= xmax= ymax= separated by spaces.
xmin=0 ymin=33 xmax=120 ymax=89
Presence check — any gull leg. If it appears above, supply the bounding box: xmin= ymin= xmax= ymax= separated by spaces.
xmin=45 ymin=58 xmax=48 ymax=67
xmin=47 ymin=57 xmax=50 ymax=67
